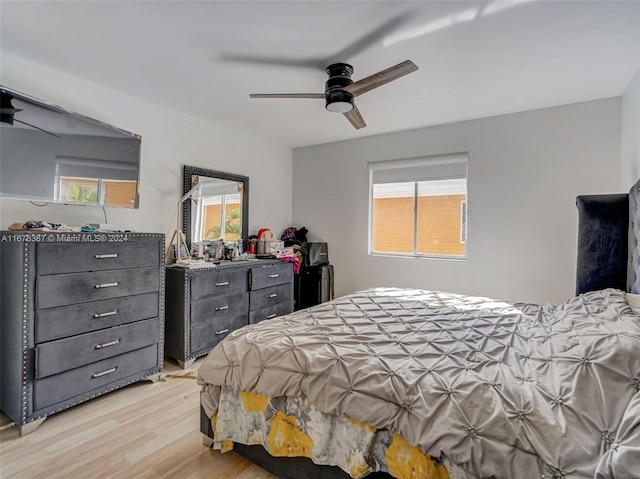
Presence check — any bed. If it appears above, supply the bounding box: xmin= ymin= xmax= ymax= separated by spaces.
xmin=197 ymin=179 xmax=640 ymax=479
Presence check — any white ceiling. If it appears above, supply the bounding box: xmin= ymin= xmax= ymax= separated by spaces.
xmin=1 ymin=1 xmax=638 ymax=148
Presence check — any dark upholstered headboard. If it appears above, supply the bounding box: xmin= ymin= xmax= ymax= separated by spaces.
xmin=628 ymin=180 xmax=640 ymax=293
xmin=576 ymin=179 xmax=640 ymax=295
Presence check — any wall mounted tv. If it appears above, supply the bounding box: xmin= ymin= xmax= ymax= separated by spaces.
xmin=0 ymin=86 xmax=141 ymax=208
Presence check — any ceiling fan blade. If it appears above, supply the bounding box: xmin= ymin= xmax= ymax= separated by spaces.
xmin=222 ymin=12 xmax=414 ymax=72
xmin=344 ymin=60 xmax=418 ymax=97
xmin=223 ymin=54 xmax=325 ymax=71
xmin=13 ymin=119 xmax=61 ymax=138
xmin=323 ymin=12 xmax=414 ymax=65
xmin=250 ymin=93 xmax=325 ymax=99
xmin=0 ymin=107 xmax=22 ymax=114
xmin=344 ymin=104 xmax=366 ymax=129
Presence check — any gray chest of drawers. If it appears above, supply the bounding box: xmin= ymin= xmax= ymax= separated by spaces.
xmin=165 ymin=261 xmax=293 ymax=368
xmin=0 ymin=232 xmax=165 ymax=435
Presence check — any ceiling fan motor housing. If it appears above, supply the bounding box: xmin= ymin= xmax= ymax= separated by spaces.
xmin=325 ymin=63 xmax=354 ymax=113
xmin=1 ymin=90 xmax=17 ymax=125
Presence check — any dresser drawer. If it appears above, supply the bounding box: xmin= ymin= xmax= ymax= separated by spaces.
xmin=36 ymin=267 xmax=159 ymax=309
xmin=191 ymin=292 xmax=249 ymax=327
xmin=249 ymin=283 xmax=292 ymax=311
xmin=249 ymin=301 xmax=293 ymax=325
xmin=190 ymin=314 xmax=248 ymax=354
xmin=190 ymin=268 xmax=247 ymax=301
xmin=250 ymin=263 xmax=293 ymax=290
xmin=35 ymin=317 xmax=161 ymax=379
xmin=33 ymin=343 xmax=159 ymax=411
xmin=37 ymin=241 xmax=159 ymax=275
xmin=35 ymin=292 xmax=159 ymax=343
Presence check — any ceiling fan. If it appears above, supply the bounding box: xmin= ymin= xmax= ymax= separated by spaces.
xmin=0 ymin=91 xmax=23 ymax=124
xmin=1 ymin=90 xmax=60 ymax=138
xmin=249 ymin=60 xmax=418 ymax=129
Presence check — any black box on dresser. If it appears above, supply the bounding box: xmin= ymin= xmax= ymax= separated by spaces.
xmin=164 ymin=260 xmax=293 ymax=369
xmin=0 ymin=231 xmax=165 ymax=435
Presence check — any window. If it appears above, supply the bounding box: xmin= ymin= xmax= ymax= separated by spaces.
xmin=58 ymin=177 xmax=137 ymax=207
xmin=55 ymin=157 xmax=138 ymax=207
xmin=190 ymin=178 xmax=244 ymax=244
xmin=195 ymin=193 xmax=242 ymax=242
xmin=369 ymin=153 xmax=468 ymax=259
xmin=58 ymin=177 xmax=99 ymax=205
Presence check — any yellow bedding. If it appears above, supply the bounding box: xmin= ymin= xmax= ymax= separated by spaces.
xmin=211 ymin=386 xmax=449 ymax=479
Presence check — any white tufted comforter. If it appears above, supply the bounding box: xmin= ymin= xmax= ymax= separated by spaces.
xmin=197 ymin=287 xmax=640 ymax=478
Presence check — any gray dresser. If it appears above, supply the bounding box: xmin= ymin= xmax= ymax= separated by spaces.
xmin=165 ymin=261 xmax=293 ymax=368
xmin=0 ymin=231 xmax=165 ymax=435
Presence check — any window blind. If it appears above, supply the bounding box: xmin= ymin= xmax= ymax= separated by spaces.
xmin=55 ymin=157 xmax=137 ymax=182
xmin=369 ymin=153 xmax=467 ymax=184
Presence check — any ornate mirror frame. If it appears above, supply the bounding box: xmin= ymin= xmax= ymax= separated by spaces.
xmin=182 ymin=165 xmax=249 ymax=251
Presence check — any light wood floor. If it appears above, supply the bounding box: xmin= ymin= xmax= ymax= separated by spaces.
xmin=0 ymin=358 xmax=277 ymax=479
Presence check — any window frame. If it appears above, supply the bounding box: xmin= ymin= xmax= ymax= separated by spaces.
xmin=54 ymin=156 xmax=138 ymax=208
xmin=460 ymin=200 xmax=467 ymax=245
xmin=57 ymin=176 xmax=101 ymax=206
xmin=368 ymin=153 xmax=468 ymax=260
xmin=194 ymin=192 xmax=242 ymax=243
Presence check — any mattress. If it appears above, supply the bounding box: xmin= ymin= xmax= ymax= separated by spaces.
xmin=198 ymin=287 xmax=640 ymax=478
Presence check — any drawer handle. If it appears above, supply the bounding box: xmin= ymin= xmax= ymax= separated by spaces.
xmin=95 ymin=339 xmax=120 ymax=349
xmin=94 ymin=310 xmax=118 ymax=318
xmin=215 ymin=305 xmax=229 ymax=311
xmin=92 ymin=367 xmax=117 ymax=378
xmin=268 ymin=293 xmax=278 ymax=298
xmin=215 ymin=328 xmax=229 ymax=335
xmin=94 ymin=253 xmax=119 ymax=259
xmin=215 ymin=281 xmax=230 ymax=287
xmin=95 ymin=282 xmax=119 ymax=289
xmin=269 ymin=274 xmax=280 ymax=278
xmin=266 ymin=313 xmax=277 ymax=319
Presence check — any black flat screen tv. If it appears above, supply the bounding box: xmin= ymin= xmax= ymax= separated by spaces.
xmin=0 ymin=86 xmax=141 ymax=208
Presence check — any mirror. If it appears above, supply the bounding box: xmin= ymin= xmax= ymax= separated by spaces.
xmin=182 ymin=165 xmax=249 ymax=252
xmin=1 ymin=86 xmax=141 ymax=208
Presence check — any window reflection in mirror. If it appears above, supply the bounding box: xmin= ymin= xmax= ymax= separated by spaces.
xmin=191 ymin=175 xmax=243 ymax=243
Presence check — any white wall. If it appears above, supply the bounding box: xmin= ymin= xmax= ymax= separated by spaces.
xmin=0 ymin=53 xmax=293 ymax=239
xmin=621 ymin=70 xmax=640 ymax=190
xmin=292 ymin=99 xmax=621 ymax=305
